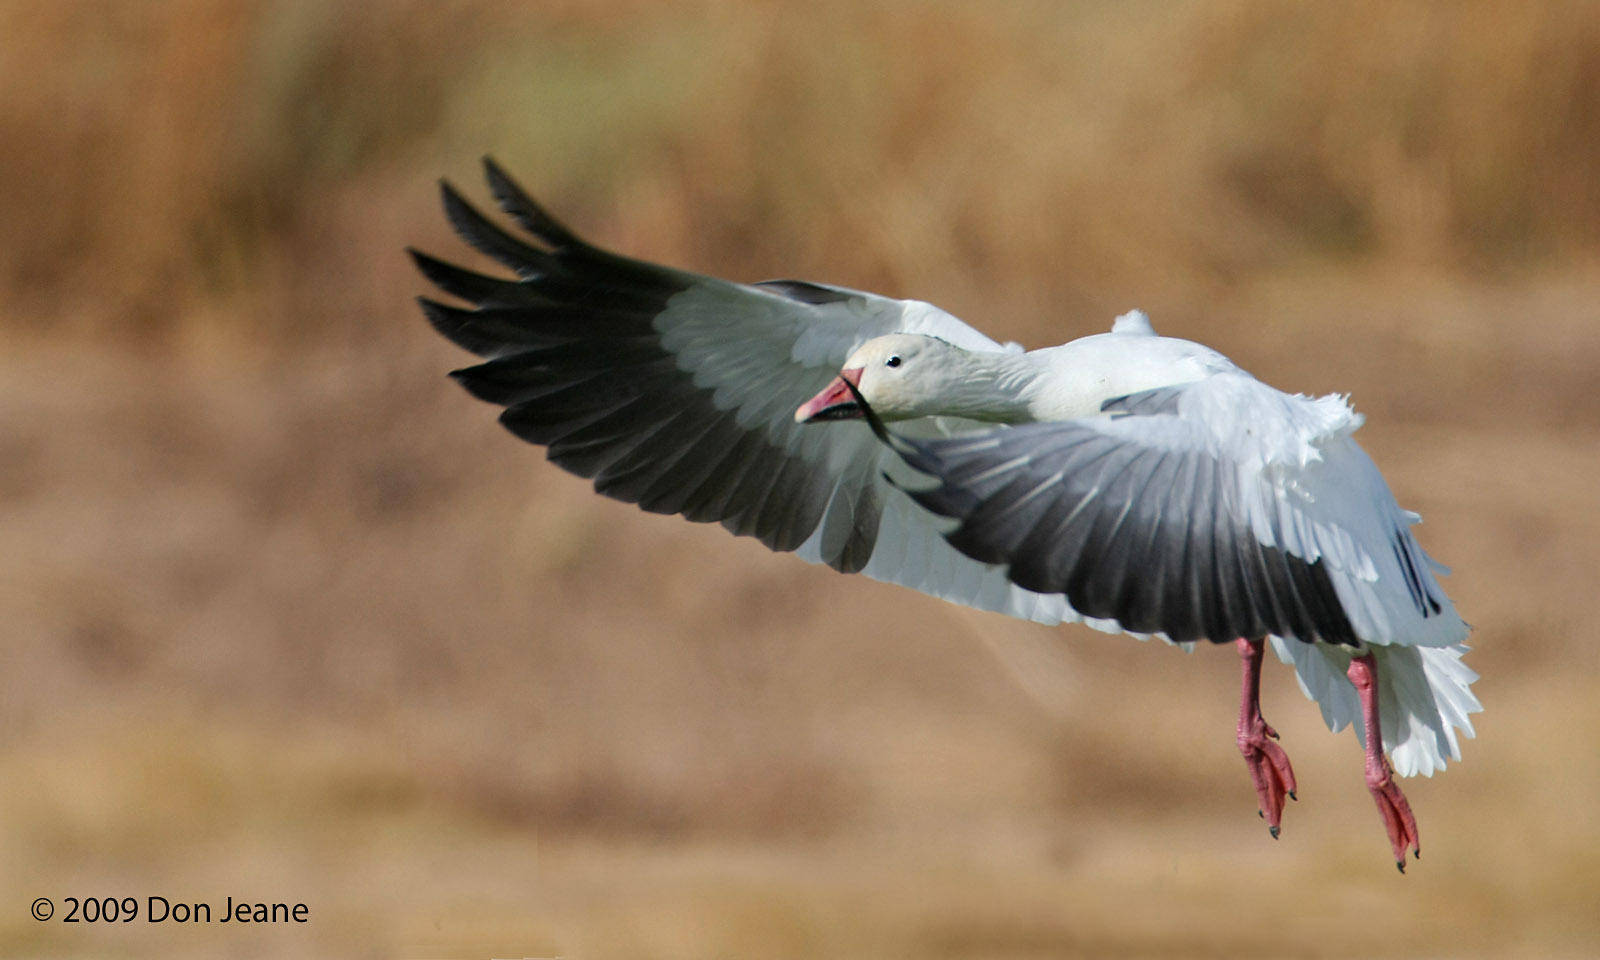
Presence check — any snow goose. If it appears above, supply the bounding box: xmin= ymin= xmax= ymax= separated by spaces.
xmin=414 ymin=159 xmax=1479 ymax=870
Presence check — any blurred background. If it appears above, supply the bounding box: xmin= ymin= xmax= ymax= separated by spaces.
xmin=3 ymin=2 xmax=1598 ymax=957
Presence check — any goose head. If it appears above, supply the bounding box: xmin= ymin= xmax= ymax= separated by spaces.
xmin=794 ymin=334 xmax=967 ymax=424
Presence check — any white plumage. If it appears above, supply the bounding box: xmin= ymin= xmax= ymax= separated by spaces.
xmin=808 ymin=314 xmax=1477 ymax=778
xmin=416 ymin=160 xmax=1478 ymax=867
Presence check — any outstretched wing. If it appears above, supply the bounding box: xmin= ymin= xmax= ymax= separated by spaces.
xmin=874 ymin=372 xmax=1479 ymax=774
xmin=883 ymin=371 xmax=1470 ymax=651
xmin=414 ymin=158 xmax=1072 ymax=624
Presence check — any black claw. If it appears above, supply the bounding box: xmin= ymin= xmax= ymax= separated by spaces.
xmin=1396 ymin=859 xmax=1406 ymax=874
xmin=1288 ymin=790 xmax=1297 ymax=801
xmin=1269 ymin=825 xmax=1280 ymax=839
xmin=1414 ymin=848 xmax=1421 ymax=860
xmin=1257 ymin=809 xmax=1264 ymax=818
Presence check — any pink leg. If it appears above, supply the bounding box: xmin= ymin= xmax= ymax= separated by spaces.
xmin=1235 ymin=638 xmax=1297 ymax=838
xmin=1347 ymin=652 xmax=1421 ymax=872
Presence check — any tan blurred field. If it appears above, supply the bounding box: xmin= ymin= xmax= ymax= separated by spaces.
xmin=3 ymin=2 xmax=1599 ymax=957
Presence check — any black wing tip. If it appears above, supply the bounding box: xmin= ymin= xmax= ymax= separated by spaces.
xmin=447 ymin=361 xmax=513 ymax=406
xmin=419 ymin=296 xmax=516 ymax=361
xmin=445 ymin=364 xmax=482 ymax=395
xmin=481 ymin=153 xmax=509 ymax=179
xmin=418 ymin=296 xmax=472 ymax=348
xmin=437 ymin=177 xmax=489 ymax=239
xmin=479 ymin=156 xmax=523 ymax=207
xmin=436 ymin=172 xmax=518 ymax=242
xmin=479 ymin=155 xmax=529 ymax=212
xmin=405 ymin=245 xmax=435 ymax=281
xmin=437 ymin=177 xmax=469 ymax=213
xmin=408 ymin=246 xmax=451 ymax=281
xmin=479 ymin=156 xmax=583 ymax=251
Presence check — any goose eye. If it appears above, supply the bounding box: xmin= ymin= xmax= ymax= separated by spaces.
xmin=885 ymin=355 xmax=902 ymax=368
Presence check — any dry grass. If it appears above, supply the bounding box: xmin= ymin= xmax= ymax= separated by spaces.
xmin=3 ymin=2 xmax=1599 ymax=958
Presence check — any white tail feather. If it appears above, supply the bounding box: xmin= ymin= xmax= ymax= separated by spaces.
xmin=1267 ymin=637 xmax=1480 ymax=777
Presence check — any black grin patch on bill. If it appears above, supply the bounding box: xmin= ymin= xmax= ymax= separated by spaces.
xmin=805 ymin=402 xmax=864 ymax=422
